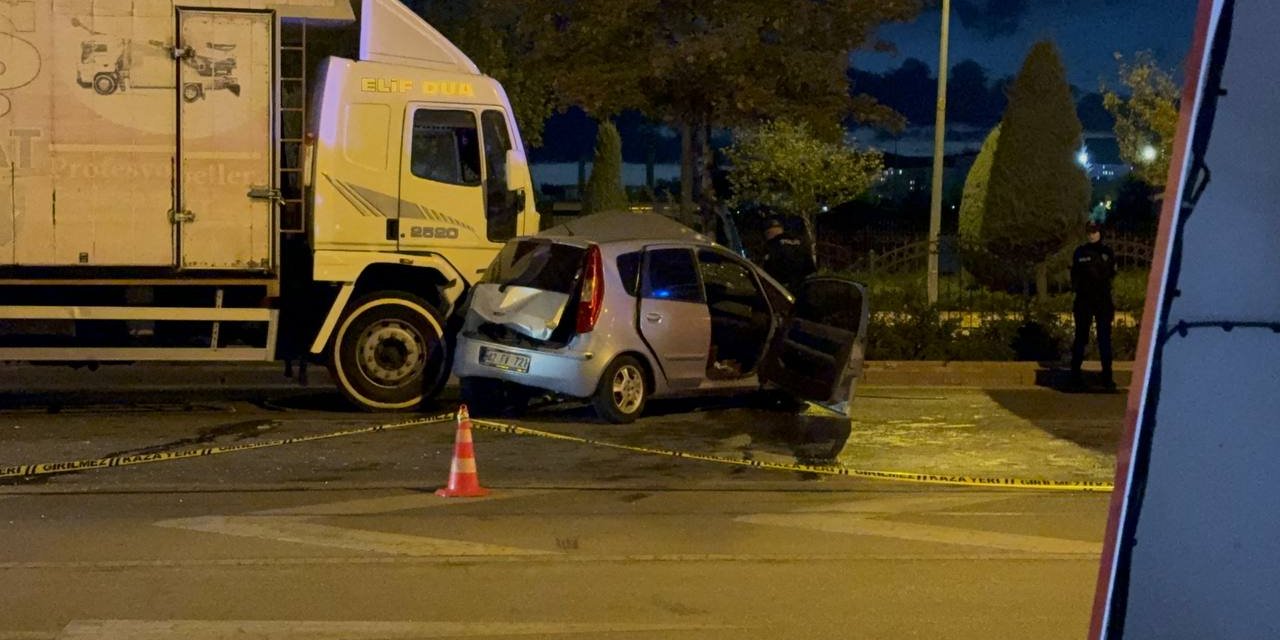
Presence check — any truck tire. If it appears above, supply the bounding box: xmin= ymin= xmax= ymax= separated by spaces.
xmin=93 ymin=73 xmax=118 ymax=95
xmin=330 ymin=292 xmax=448 ymax=411
xmin=591 ymin=355 xmax=649 ymax=424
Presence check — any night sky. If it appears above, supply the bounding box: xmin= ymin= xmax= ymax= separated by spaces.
xmin=861 ymin=0 xmax=1199 ymax=88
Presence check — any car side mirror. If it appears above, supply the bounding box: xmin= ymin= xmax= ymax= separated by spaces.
xmin=505 ymin=149 xmax=528 ymax=214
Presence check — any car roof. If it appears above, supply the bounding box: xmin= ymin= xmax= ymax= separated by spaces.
xmin=536 ymin=212 xmax=717 ymax=247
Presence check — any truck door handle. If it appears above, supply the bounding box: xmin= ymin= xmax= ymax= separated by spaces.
xmin=644 ymin=312 xmax=663 ymax=323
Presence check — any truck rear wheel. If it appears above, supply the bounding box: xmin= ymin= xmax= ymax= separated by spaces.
xmin=330 ymin=292 xmax=448 ymax=411
xmin=93 ymin=73 xmax=118 ymax=95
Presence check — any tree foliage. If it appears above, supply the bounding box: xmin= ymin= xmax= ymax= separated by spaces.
xmin=520 ymin=0 xmax=917 ymax=132
xmin=727 ymin=120 xmax=883 ymax=228
xmin=984 ymin=41 xmax=1090 ymax=296
xmin=585 ymin=122 xmax=629 ymax=213
xmin=959 ymin=124 xmax=1000 ymax=244
xmin=413 ymin=0 xmax=558 ymax=147
xmin=1103 ymin=51 xmax=1179 ymax=187
xmin=517 ymin=0 xmax=920 ymax=226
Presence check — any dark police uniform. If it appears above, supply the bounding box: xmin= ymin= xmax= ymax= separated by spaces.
xmin=762 ymin=231 xmax=815 ymax=293
xmin=1070 ymin=236 xmax=1117 ymax=387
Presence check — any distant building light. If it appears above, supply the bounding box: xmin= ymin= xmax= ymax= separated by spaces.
xmin=1076 ymin=147 xmax=1091 ymax=168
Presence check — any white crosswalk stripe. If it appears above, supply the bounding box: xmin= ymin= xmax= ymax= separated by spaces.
xmin=736 ymin=494 xmax=1103 ymax=555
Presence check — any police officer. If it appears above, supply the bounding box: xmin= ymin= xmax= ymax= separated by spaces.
xmin=761 ymin=218 xmax=815 ymax=293
xmin=1070 ymin=221 xmax=1117 ymax=391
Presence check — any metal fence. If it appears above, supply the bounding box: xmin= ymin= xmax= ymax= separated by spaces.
xmin=818 ymin=232 xmax=1156 ymax=276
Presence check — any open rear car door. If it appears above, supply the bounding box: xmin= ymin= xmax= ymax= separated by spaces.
xmin=759 ymin=277 xmax=870 ymax=417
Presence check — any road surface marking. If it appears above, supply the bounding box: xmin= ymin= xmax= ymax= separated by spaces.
xmin=253 ymin=490 xmax=540 ymax=516
xmin=737 ymin=494 xmax=1103 ymax=555
xmin=155 ymin=516 xmax=553 ymax=557
xmin=740 ymin=512 xmax=1102 ymax=555
xmin=155 ymin=492 xmax=553 ymax=557
xmin=56 ymin=620 xmax=734 ymax=639
xmin=793 ymin=495 xmax=1000 ymax=514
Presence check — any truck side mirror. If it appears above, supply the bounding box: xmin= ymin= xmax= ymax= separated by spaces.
xmin=504 ymin=149 xmax=528 ymax=214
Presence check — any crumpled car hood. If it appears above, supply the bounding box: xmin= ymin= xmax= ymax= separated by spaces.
xmin=468 ymin=283 xmax=572 ymax=341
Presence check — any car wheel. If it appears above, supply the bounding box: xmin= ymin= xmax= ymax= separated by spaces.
xmin=182 ymin=83 xmax=203 ymax=103
xmin=93 ymin=73 xmax=118 ymax=95
xmin=460 ymin=377 xmax=532 ymax=417
xmin=592 ymin=355 xmax=648 ymax=424
xmin=330 ymin=292 xmax=447 ymax=411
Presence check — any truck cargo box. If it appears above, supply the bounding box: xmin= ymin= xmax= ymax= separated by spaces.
xmin=0 ymin=1 xmax=351 ymax=271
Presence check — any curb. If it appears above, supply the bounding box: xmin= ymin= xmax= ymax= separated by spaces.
xmin=1 ymin=361 xmax=1135 ymax=393
xmin=863 ymin=361 xmax=1134 ymax=388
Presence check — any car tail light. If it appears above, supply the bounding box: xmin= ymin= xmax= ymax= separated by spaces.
xmin=576 ymin=244 xmax=605 ymax=334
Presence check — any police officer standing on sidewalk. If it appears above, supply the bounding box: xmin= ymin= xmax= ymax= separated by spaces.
xmin=1070 ymin=221 xmax=1117 ymax=391
xmin=761 ymin=218 xmax=815 ymax=293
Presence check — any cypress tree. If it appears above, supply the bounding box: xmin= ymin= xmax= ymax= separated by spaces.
xmin=958 ymin=124 xmax=1015 ymax=289
xmin=983 ymin=41 xmax=1090 ymax=296
xmin=959 ymin=123 xmax=1000 ymax=246
xmin=585 ymin=121 xmax=629 ymax=214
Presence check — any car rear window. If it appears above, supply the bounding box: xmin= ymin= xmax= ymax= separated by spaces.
xmin=483 ymin=240 xmax=587 ymax=294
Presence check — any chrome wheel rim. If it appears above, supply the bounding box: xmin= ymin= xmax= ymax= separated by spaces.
xmin=611 ymin=365 xmax=645 ymax=414
xmin=357 ymin=319 xmax=427 ymax=387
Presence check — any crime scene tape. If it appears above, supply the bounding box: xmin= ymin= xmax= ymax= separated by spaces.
xmin=470 ymin=418 xmax=1115 ymax=492
xmin=0 ymin=413 xmax=456 ymax=481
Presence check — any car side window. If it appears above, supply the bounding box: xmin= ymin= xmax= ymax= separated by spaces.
xmin=409 ymin=109 xmax=481 ymax=186
xmin=642 ymin=248 xmax=703 ymax=303
xmin=696 ymin=250 xmax=768 ymax=314
xmin=794 ymin=279 xmax=865 ymax=334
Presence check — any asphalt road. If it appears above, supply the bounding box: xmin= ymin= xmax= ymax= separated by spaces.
xmin=0 ymin=366 xmax=1124 ymax=639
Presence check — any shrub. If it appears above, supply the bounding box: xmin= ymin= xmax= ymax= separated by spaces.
xmin=851 ymin=265 xmax=1148 ymax=361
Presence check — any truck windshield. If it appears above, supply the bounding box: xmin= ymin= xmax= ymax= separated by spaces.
xmin=483 ymin=240 xmax=586 ymax=294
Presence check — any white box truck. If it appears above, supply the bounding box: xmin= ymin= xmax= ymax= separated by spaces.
xmin=0 ymin=0 xmax=539 ymax=409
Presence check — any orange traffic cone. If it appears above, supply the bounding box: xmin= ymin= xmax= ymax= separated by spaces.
xmin=436 ymin=405 xmax=489 ymax=498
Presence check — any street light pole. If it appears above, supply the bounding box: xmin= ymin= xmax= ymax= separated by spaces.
xmin=927 ymin=0 xmax=951 ymax=305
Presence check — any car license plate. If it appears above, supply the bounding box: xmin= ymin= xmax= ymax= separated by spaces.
xmin=479 ymin=347 xmax=530 ymax=374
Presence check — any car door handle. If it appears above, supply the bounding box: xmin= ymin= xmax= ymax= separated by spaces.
xmin=644 ymin=312 xmax=663 ymax=323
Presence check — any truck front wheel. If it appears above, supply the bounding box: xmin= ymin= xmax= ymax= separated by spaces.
xmin=330 ymin=292 xmax=448 ymax=411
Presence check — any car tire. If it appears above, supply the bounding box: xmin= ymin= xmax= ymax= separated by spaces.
xmin=591 ymin=355 xmax=649 ymax=424
xmin=460 ymin=377 xmax=531 ymax=418
xmin=182 ymin=83 xmax=203 ymax=103
xmin=330 ymin=292 xmax=447 ymax=412
xmin=93 ymin=73 xmax=118 ymax=96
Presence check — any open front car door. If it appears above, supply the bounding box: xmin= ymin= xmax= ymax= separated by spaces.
xmin=759 ymin=276 xmax=869 ymax=417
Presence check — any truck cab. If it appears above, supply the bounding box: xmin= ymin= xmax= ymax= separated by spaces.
xmin=303 ymin=0 xmax=538 ymax=409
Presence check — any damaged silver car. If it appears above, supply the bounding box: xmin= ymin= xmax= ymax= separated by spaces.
xmin=452 ymin=213 xmax=869 ymax=423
